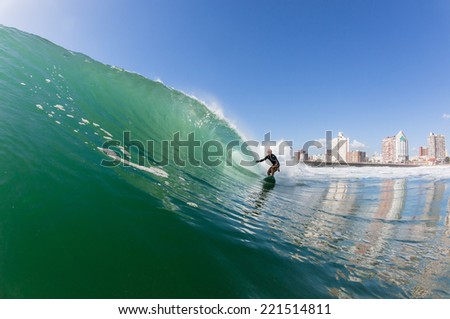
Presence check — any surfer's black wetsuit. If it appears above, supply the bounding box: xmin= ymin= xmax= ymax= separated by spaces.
xmin=257 ymin=154 xmax=280 ymax=167
xmin=256 ymin=153 xmax=280 ymax=176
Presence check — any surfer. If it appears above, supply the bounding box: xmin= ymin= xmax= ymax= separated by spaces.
xmin=256 ymin=149 xmax=280 ymax=176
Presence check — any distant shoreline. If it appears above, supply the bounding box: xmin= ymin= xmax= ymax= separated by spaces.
xmin=303 ymin=160 xmax=424 ymax=168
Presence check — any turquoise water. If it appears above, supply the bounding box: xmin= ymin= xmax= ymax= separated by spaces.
xmin=1 ymin=25 xmax=449 ymax=298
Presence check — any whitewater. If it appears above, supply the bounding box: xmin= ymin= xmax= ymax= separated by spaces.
xmin=0 ymin=25 xmax=449 ymax=298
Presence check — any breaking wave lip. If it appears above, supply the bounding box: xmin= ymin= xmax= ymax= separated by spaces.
xmin=102 ymin=59 xmax=244 ymax=141
xmin=150 ymin=80 xmax=245 ymax=141
xmin=110 ymin=67 xmax=245 ymax=142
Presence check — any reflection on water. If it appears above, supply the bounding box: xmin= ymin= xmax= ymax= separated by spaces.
xmin=240 ymin=175 xmax=450 ymax=298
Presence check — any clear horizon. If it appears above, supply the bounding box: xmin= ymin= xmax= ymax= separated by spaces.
xmin=2 ymin=0 xmax=450 ymax=156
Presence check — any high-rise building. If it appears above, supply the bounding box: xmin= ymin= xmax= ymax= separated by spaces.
xmin=294 ymin=150 xmax=308 ymax=162
xmin=347 ymin=151 xmax=367 ymax=163
xmin=419 ymin=147 xmax=428 ymax=157
xmin=381 ymin=131 xmax=409 ymax=163
xmin=382 ymin=136 xmax=396 ymax=163
xmin=396 ymin=130 xmax=409 ymax=162
xmin=428 ymin=133 xmax=446 ymax=162
xmin=332 ymin=132 xmax=349 ymax=162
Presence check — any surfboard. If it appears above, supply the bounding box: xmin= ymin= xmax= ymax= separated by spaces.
xmin=263 ymin=176 xmax=276 ymax=184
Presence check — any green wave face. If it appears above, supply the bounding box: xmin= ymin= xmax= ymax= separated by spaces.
xmin=0 ymin=25 xmax=267 ymax=298
xmin=0 ymin=24 xmax=252 ymax=208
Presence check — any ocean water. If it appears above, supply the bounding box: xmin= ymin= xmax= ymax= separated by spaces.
xmin=1 ymin=25 xmax=449 ymax=298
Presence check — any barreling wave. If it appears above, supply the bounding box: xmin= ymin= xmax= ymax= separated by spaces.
xmin=0 ymin=25 xmax=266 ymax=298
xmin=0 ymin=25 xmax=255 ymax=214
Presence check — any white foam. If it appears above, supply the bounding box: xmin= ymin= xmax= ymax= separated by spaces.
xmin=97 ymin=147 xmax=169 ymax=178
xmin=294 ymin=164 xmax=450 ymax=181
xmin=111 ymin=66 xmax=124 ymax=72
xmin=55 ymin=121 xmax=61 ymax=125
xmin=93 ymin=123 xmax=100 ymax=127
xmin=100 ymin=128 xmax=113 ymax=137
xmin=35 ymin=104 xmax=44 ymax=110
xmin=81 ymin=118 xmax=90 ymax=124
xmin=117 ymin=146 xmax=131 ymax=157
xmin=66 ymin=114 xmax=74 ymax=118
xmin=54 ymin=104 xmax=65 ymax=111
xmin=20 ymin=82 xmax=26 ymax=86
xmin=103 ymin=136 xmax=112 ymax=140
xmin=45 ymin=79 xmax=51 ymax=83
xmin=187 ymin=202 xmax=198 ymax=208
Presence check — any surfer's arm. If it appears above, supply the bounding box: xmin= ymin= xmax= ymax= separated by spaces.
xmin=256 ymin=155 xmax=268 ymax=163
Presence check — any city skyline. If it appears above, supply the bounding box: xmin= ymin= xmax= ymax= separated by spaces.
xmin=304 ymin=129 xmax=446 ymax=157
xmin=301 ymin=129 xmax=447 ymax=164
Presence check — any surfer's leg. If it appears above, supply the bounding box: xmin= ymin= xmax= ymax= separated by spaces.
xmin=271 ymin=165 xmax=280 ymax=176
xmin=267 ymin=167 xmax=271 ymax=176
xmin=269 ymin=165 xmax=276 ymax=176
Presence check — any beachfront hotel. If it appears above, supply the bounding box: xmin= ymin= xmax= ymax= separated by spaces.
xmin=381 ymin=131 xmax=409 ymax=163
xmin=347 ymin=151 xmax=367 ymax=163
xmin=331 ymin=132 xmax=350 ymax=162
xmin=416 ymin=133 xmax=447 ymax=164
xmin=428 ymin=132 xmax=446 ymax=163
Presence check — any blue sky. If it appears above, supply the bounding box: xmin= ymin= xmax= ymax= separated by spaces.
xmin=2 ymin=0 xmax=450 ymax=155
